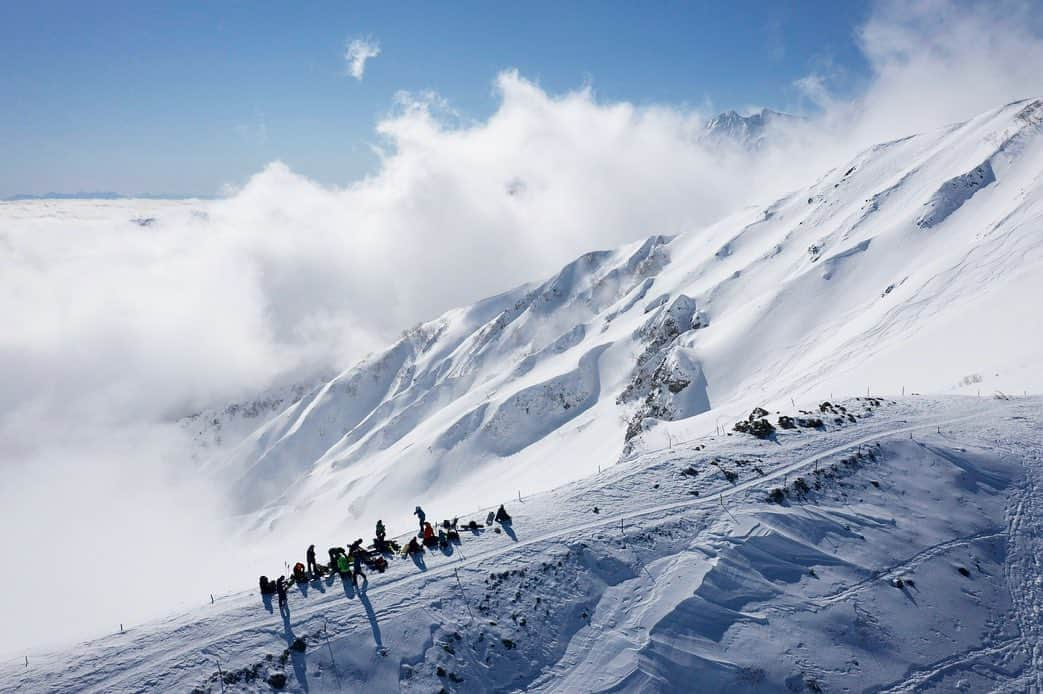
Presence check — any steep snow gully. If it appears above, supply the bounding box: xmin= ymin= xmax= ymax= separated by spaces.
xmin=5 ymin=396 xmax=1043 ymax=692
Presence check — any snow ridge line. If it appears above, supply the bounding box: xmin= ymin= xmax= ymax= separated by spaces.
xmin=84 ymin=407 xmax=1000 ymax=691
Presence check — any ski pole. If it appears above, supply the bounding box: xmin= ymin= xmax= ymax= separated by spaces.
xmin=214 ymin=658 xmax=225 ymax=693
xmin=453 ymin=568 xmax=474 ymax=622
xmin=323 ymin=619 xmax=337 ymax=672
xmin=720 ymin=494 xmax=738 ymax=524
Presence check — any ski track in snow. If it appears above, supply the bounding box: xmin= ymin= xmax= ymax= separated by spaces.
xmin=812 ymin=529 xmax=1005 ymax=607
xmin=995 ymin=429 xmax=1043 ymax=693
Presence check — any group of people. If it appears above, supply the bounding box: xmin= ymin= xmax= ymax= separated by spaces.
xmin=258 ymin=503 xmax=514 ymax=611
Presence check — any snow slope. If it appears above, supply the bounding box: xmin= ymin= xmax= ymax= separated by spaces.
xmin=5 ymin=98 xmax=1043 ymax=691
xmin=5 ymin=396 xmax=1041 ymax=692
xmin=215 ymin=98 xmax=1043 ymax=553
xmin=180 ymin=377 xmax=332 ymax=462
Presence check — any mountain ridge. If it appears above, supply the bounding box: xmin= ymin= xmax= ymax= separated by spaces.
xmin=702 ymin=107 xmax=803 ymax=149
xmin=211 ymin=97 xmax=1043 ymax=545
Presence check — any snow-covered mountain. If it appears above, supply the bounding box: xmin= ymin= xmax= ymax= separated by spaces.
xmin=180 ymin=377 xmax=331 ymax=460
xmin=7 ymin=97 xmax=1043 ymax=692
xmin=702 ymin=108 xmax=801 ymax=149
xmin=216 ymin=98 xmax=1043 ymax=547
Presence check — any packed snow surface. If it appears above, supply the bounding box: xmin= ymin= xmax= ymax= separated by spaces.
xmin=4 ymin=396 xmax=1042 ymax=691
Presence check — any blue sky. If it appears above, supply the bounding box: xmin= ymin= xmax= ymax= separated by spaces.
xmin=0 ymin=1 xmax=872 ymax=197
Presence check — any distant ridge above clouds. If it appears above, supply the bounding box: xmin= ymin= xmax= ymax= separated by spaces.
xmin=702 ymin=108 xmax=804 ymax=149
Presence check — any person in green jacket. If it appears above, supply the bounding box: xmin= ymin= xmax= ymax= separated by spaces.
xmin=336 ymin=552 xmax=351 ymax=577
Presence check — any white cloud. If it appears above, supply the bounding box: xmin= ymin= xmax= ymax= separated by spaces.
xmin=794 ymin=73 xmax=833 ymax=109
xmin=796 ymin=0 xmax=1043 ymax=148
xmin=345 ymin=36 xmax=380 ymax=80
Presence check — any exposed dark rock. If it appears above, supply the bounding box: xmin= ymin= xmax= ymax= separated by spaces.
xmin=734 ymin=418 xmax=775 ymax=438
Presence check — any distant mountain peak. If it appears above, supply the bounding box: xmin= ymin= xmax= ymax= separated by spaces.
xmin=703 ymin=108 xmax=801 ymax=149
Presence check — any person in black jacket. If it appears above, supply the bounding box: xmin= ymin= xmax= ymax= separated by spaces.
xmin=495 ymin=504 xmax=512 ymax=523
xmin=306 ymin=544 xmax=317 ymax=576
xmin=376 ymin=520 xmax=386 ymax=542
xmin=276 ymin=576 xmax=289 ymax=615
xmin=351 ymin=549 xmax=367 ymax=589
